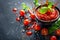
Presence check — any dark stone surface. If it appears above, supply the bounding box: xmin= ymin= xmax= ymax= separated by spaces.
xmin=0 ymin=0 xmax=60 ymax=40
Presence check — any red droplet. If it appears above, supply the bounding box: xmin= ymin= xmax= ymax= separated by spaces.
xmin=16 ymin=17 xmax=20 ymax=22
xmin=26 ymin=31 xmax=32 ymax=36
xmin=12 ymin=8 xmax=17 ymax=12
xmin=50 ymin=36 xmax=57 ymax=40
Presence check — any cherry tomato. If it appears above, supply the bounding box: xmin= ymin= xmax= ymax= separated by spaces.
xmin=24 ymin=19 xmax=30 ymax=26
xmin=55 ymin=29 xmax=60 ymax=36
xmin=16 ymin=17 xmax=20 ymax=22
xmin=26 ymin=31 xmax=32 ymax=36
xmin=19 ymin=10 xmax=25 ymax=16
xmin=30 ymin=13 xmax=36 ymax=20
xmin=41 ymin=28 xmax=48 ymax=36
xmin=13 ymin=8 xmax=17 ymax=12
xmin=34 ymin=24 xmax=41 ymax=31
xmin=50 ymin=36 xmax=57 ymax=40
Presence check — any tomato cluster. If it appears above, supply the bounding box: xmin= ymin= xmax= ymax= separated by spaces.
xmin=12 ymin=9 xmax=59 ymax=40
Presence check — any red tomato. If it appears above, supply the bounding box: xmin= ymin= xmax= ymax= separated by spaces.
xmin=30 ymin=13 xmax=36 ymax=20
xmin=41 ymin=28 xmax=48 ymax=36
xmin=56 ymin=29 xmax=60 ymax=36
xmin=13 ymin=8 xmax=17 ymax=12
xmin=24 ymin=19 xmax=30 ymax=26
xmin=19 ymin=10 xmax=25 ymax=16
xmin=34 ymin=24 xmax=41 ymax=31
xmin=26 ymin=31 xmax=32 ymax=36
xmin=50 ymin=36 xmax=57 ymax=40
xmin=16 ymin=17 xmax=20 ymax=22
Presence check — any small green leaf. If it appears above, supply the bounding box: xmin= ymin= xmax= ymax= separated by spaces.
xmin=57 ymin=18 xmax=60 ymax=26
xmin=22 ymin=3 xmax=27 ymax=10
xmin=36 ymin=3 xmax=40 ymax=7
xmin=39 ymin=7 xmax=48 ymax=14
xmin=33 ymin=0 xmax=38 ymax=3
xmin=58 ymin=18 xmax=60 ymax=21
xmin=33 ymin=0 xmax=40 ymax=7
xmin=22 ymin=3 xmax=30 ymax=10
xmin=48 ymin=2 xmax=53 ymax=8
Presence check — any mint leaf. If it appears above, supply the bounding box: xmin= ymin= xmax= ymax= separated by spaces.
xmin=39 ymin=7 xmax=48 ymax=14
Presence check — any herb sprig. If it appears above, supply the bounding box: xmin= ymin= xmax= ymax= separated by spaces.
xmin=39 ymin=2 xmax=53 ymax=14
xmin=33 ymin=0 xmax=40 ymax=7
xmin=48 ymin=18 xmax=60 ymax=34
xmin=22 ymin=3 xmax=30 ymax=10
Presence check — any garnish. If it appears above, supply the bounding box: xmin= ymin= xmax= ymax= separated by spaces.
xmin=48 ymin=2 xmax=53 ymax=8
xmin=22 ymin=3 xmax=30 ymax=10
xmin=33 ymin=0 xmax=40 ymax=7
xmin=48 ymin=18 xmax=60 ymax=34
xmin=39 ymin=7 xmax=48 ymax=14
xmin=39 ymin=2 xmax=53 ymax=14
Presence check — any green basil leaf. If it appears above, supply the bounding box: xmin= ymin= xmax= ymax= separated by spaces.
xmin=33 ymin=0 xmax=40 ymax=7
xmin=58 ymin=18 xmax=60 ymax=21
xmin=22 ymin=3 xmax=26 ymax=10
xmin=39 ymin=7 xmax=48 ymax=14
xmin=36 ymin=3 xmax=40 ymax=7
xmin=48 ymin=18 xmax=60 ymax=34
xmin=48 ymin=2 xmax=53 ymax=8
xmin=22 ymin=3 xmax=30 ymax=10
xmin=33 ymin=0 xmax=38 ymax=4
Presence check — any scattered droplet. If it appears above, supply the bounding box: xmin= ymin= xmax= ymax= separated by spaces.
xmin=12 ymin=8 xmax=17 ymax=12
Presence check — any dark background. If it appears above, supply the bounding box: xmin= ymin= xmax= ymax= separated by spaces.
xmin=0 ymin=0 xmax=60 ymax=40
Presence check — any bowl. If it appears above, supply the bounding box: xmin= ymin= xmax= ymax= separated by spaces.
xmin=34 ymin=5 xmax=60 ymax=26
